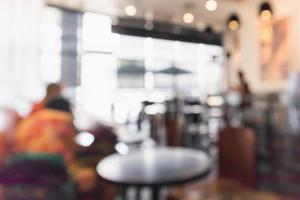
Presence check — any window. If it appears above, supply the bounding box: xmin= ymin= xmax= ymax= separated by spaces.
xmin=77 ymin=13 xmax=117 ymax=122
xmin=78 ymin=12 xmax=224 ymax=123
xmin=40 ymin=7 xmax=62 ymax=83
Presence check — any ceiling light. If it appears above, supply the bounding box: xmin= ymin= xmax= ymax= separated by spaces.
xmin=183 ymin=12 xmax=194 ymax=24
xmin=228 ymin=20 xmax=239 ymax=30
xmin=259 ymin=2 xmax=273 ymax=20
xmin=125 ymin=5 xmax=137 ymax=16
xmin=227 ymin=14 xmax=240 ymax=31
xmin=205 ymin=0 xmax=218 ymax=12
xmin=260 ymin=10 xmax=272 ymax=20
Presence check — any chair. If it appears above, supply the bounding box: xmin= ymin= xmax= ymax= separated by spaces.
xmin=218 ymin=127 xmax=256 ymax=187
xmin=168 ymin=126 xmax=256 ymax=200
xmin=75 ymin=124 xmax=118 ymax=200
xmin=0 ymin=153 xmax=75 ymax=200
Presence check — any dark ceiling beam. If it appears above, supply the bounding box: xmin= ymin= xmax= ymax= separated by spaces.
xmin=112 ymin=17 xmax=223 ymax=45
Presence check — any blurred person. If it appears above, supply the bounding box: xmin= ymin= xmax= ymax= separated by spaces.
xmin=226 ymin=71 xmax=252 ymax=126
xmin=30 ymin=83 xmax=62 ymax=115
xmin=237 ymin=70 xmax=252 ymax=109
xmin=15 ymin=97 xmax=110 ymax=199
xmin=284 ymin=71 xmax=300 ymax=132
xmin=16 ymin=97 xmax=75 ymax=164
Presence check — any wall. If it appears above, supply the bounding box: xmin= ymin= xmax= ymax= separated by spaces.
xmin=225 ymin=0 xmax=300 ymax=94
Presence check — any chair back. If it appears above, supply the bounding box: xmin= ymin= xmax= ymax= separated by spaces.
xmin=218 ymin=126 xmax=256 ymax=187
xmin=0 ymin=153 xmax=75 ymax=200
xmin=3 ymin=153 xmax=68 ymax=184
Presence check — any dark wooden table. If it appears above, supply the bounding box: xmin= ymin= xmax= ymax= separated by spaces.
xmin=97 ymin=147 xmax=211 ymax=200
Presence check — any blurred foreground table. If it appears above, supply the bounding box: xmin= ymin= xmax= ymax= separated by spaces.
xmin=97 ymin=147 xmax=211 ymax=200
xmin=170 ymin=190 xmax=292 ymax=200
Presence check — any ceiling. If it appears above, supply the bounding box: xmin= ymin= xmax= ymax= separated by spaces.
xmin=46 ymin=0 xmax=247 ymax=31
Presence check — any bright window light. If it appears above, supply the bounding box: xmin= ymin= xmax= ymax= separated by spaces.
xmin=40 ymin=53 xmax=61 ymax=83
xmin=79 ymin=53 xmax=117 ymax=121
xmin=40 ymin=7 xmax=62 ymax=84
xmin=82 ymin=13 xmax=112 ymax=52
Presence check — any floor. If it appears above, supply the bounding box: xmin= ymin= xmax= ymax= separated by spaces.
xmin=258 ymin=133 xmax=300 ymax=198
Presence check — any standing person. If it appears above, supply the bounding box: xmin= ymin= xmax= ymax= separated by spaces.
xmin=284 ymin=71 xmax=300 ymax=132
xmin=30 ymin=83 xmax=62 ymax=115
xmin=238 ymin=70 xmax=252 ymax=109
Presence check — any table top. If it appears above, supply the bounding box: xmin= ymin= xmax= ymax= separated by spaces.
xmin=97 ymin=147 xmax=211 ymax=187
xmin=173 ymin=191 xmax=289 ymax=200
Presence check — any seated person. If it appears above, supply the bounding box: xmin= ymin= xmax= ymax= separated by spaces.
xmin=16 ymin=97 xmax=75 ymax=164
xmin=15 ymin=98 xmax=109 ymax=198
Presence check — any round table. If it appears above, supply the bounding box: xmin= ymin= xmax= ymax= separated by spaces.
xmin=97 ymin=147 xmax=211 ymax=200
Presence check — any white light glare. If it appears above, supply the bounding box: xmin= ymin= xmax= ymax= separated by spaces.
xmin=75 ymin=132 xmax=95 ymax=147
xmin=207 ymin=96 xmax=224 ymax=107
xmin=115 ymin=143 xmax=130 ymax=155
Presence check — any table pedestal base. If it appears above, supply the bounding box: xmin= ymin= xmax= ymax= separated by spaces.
xmin=120 ymin=186 xmax=161 ymax=200
xmin=152 ymin=187 xmax=160 ymax=200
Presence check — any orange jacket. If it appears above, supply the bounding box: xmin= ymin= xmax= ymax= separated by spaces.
xmin=29 ymin=101 xmax=45 ymax=116
xmin=16 ymin=109 xmax=76 ymax=164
